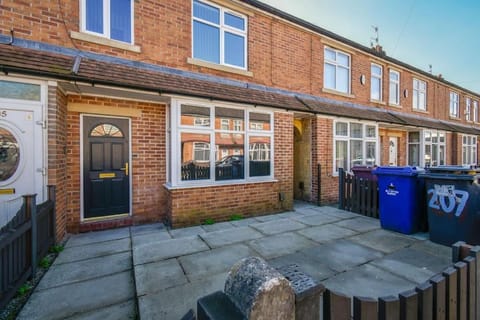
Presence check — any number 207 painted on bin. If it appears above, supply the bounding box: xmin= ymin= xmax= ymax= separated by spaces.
xmin=427 ymin=185 xmax=469 ymax=217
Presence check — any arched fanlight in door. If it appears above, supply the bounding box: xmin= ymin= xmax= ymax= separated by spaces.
xmin=90 ymin=123 xmax=124 ymax=137
xmin=0 ymin=128 xmax=20 ymax=181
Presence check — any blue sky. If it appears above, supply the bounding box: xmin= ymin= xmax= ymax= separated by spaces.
xmin=259 ymin=0 xmax=480 ymax=94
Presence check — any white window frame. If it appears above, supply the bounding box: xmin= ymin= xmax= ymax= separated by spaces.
xmin=332 ymin=120 xmax=378 ymax=174
xmin=412 ymin=78 xmax=427 ymax=111
xmin=462 ymin=134 xmax=477 ymax=166
xmin=466 ymin=98 xmax=472 ymax=121
xmin=473 ymin=100 xmax=478 ymax=123
xmin=370 ymin=63 xmax=382 ymax=101
xmin=80 ymin=0 xmax=134 ymax=44
xmin=408 ymin=130 xmax=446 ymax=167
xmin=192 ymin=0 xmax=248 ymax=70
xmin=324 ymin=47 xmax=351 ymax=94
xmin=450 ymin=91 xmax=460 ymax=118
xmin=170 ymin=98 xmax=274 ymax=187
xmin=389 ymin=70 xmax=400 ymax=105
xmin=193 ymin=142 xmax=210 ymax=162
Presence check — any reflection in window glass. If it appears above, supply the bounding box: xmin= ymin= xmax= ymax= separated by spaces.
xmin=350 ymin=140 xmax=363 ymax=167
xmin=216 ymin=133 xmax=244 ymax=180
xmin=335 ymin=140 xmax=347 ymax=172
xmin=181 ymin=133 xmax=210 ymax=180
xmin=249 ymin=136 xmax=270 ymax=177
xmin=181 ymin=105 xmax=210 ymax=127
xmin=0 ymin=80 xmax=41 ymax=101
xmin=215 ymin=107 xmax=244 ymax=131
xmin=249 ymin=112 xmax=271 ymax=131
xmin=0 ymin=128 xmax=20 ymax=181
xmin=365 ymin=125 xmax=376 ymax=138
xmin=365 ymin=142 xmax=376 ymax=166
xmin=335 ymin=122 xmax=348 ymax=136
xmin=350 ymin=123 xmax=363 ymax=138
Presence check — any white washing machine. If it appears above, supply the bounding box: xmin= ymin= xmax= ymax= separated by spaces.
xmin=0 ymin=83 xmax=45 ymax=228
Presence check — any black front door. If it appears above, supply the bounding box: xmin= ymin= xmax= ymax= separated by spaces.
xmin=83 ymin=116 xmax=130 ymax=219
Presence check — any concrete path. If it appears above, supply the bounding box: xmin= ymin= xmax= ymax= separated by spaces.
xmin=18 ymin=203 xmax=452 ymax=320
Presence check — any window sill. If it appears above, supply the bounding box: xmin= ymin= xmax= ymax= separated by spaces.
xmin=322 ymin=88 xmax=355 ymax=99
xmin=449 ymin=116 xmax=461 ymax=121
xmin=187 ymin=58 xmax=253 ymax=77
xmin=164 ymin=178 xmax=278 ymax=190
xmin=412 ymin=108 xmax=429 ymax=114
xmin=370 ymin=99 xmax=386 ymax=105
xmin=70 ymin=31 xmax=141 ymax=53
xmin=388 ymin=103 xmax=402 ymax=108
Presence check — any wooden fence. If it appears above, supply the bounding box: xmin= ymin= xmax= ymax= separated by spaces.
xmin=0 ymin=186 xmax=56 ymax=310
xmin=323 ymin=242 xmax=480 ymax=320
xmin=338 ymin=167 xmax=379 ymax=219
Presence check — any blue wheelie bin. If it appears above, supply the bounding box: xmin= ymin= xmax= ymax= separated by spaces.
xmin=373 ymin=166 xmax=425 ymax=234
xmin=419 ymin=166 xmax=480 ymax=246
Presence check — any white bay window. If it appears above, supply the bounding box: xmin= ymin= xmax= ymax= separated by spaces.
xmin=171 ymin=100 xmax=273 ymax=186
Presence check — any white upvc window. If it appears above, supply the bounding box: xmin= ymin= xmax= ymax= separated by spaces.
xmin=80 ymin=0 xmax=134 ymax=44
xmin=462 ymin=135 xmax=477 ymax=166
xmin=333 ymin=120 xmax=378 ymax=173
xmin=465 ymin=98 xmax=472 ymax=121
xmin=370 ymin=64 xmax=382 ymax=101
xmin=473 ymin=101 xmax=478 ymax=123
xmin=192 ymin=0 xmax=247 ymax=69
xmin=412 ymin=78 xmax=427 ymax=110
xmin=450 ymin=91 xmax=459 ymax=118
xmin=389 ymin=70 xmax=400 ymax=105
xmin=171 ymin=99 xmax=274 ymax=186
xmin=408 ymin=130 xmax=446 ymax=167
xmin=324 ymin=47 xmax=351 ymax=94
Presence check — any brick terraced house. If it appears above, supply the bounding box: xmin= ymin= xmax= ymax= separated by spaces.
xmin=0 ymin=0 xmax=478 ymax=240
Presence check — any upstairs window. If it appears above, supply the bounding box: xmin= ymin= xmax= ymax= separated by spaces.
xmin=474 ymin=101 xmax=479 ymax=122
xmin=324 ymin=48 xmax=351 ymax=94
xmin=370 ymin=64 xmax=382 ymax=101
xmin=81 ymin=0 xmax=133 ymax=43
xmin=412 ymin=78 xmax=426 ymax=111
xmin=192 ymin=0 xmax=247 ymax=69
xmin=466 ymin=98 xmax=471 ymax=121
xmin=389 ymin=70 xmax=400 ymax=105
xmin=450 ymin=92 xmax=459 ymax=118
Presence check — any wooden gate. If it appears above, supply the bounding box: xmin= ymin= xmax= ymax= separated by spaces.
xmin=338 ymin=168 xmax=379 ymax=219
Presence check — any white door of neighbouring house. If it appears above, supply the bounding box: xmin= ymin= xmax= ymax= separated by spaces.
xmin=389 ymin=137 xmax=398 ymax=166
xmin=0 ymin=78 xmax=45 ymax=228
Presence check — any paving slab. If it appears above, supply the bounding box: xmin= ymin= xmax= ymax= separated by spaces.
xmin=169 ymin=226 xmax=205 ymax=238
xmin=254 ymin=214 xmax=284 ymax=222
xmin=410 ymin=240 xmax=453 ymax=258
xmin=179 ymin=244 xmax=258 ymax=281
xmin=131 ymin=230 xmax=172 ymax=247
xmin=334 ymin=216 xmax=381 ymax=233
xmin=230 ymin=217 xmax=260 ymax=227
xmin=317 ymin=207 xmax=360 ymax=219
xmin=54 ymin=237 xmax=131 ymax=265
xmin=133 ymin=235 xmax=209 ymax=265
xmin=18 ymin=271 xmax=134 ymax=320
xmin=374 ymin=247 xmax=451 ymax=275
xmin=250 ymin=218 xmax=307 ymax=235
xmin=65 ymin=227 xmax=130 ymax=248
xmin=248 ymin=232 xmax=316 ymax=259
xmin=130 ymin=223 xmax=168 ymax=236
xmin=370 ymin=259 xmax=436 ymax=284
xmin=348 ymin=229 xmax=418 ymax=253
xmin=292 ymin=213 xmax=342 ymax=226
xmin=68 ymin=300 xmax=137 ymax=320
xmin=201 ymin=221 xmax=235 ymax=232
xmin=274 ymin=211 xmax=301 ymax=219
xmin=199 ymin=226 xmax=263 ymax=248
xmin=138 ymin=272 xmax=227 ymax=320
xmin=38 ymin=252 xmax=131 ymax=290
xmin=135 ymin=258 xmax=188 ymax=296
xmin=323 ymin=263 xmax=416 ymax=298
xmin=268 ymin=251 xmax=336 ymax=281
xmin=297 ymin=224 xmax=358 ymax=243
xmin=301 ymin=239 xmax=384 ymax=273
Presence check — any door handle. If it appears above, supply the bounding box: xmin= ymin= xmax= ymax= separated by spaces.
xmin=120 ymin=162 xmax=129 ymax=176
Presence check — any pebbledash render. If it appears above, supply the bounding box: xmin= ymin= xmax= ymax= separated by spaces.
xmin=0 ymin=0 xmax=478 ymax=240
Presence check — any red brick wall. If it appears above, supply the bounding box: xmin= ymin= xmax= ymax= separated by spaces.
xmin=47 ymin=86 xmax=68 ymax=241
xmin=65 ymin=95 xmax=167 ymax=232
xmin=168 ymin=111 xmax=293 ymax=227
xmin=1 ymin=0 xmax=479 ymax=128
